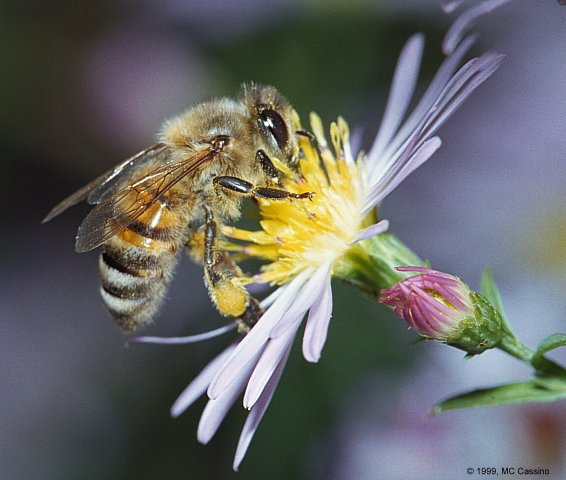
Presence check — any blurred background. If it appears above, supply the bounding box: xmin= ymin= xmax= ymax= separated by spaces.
xmin=1 ymin=0 xmax=566 ymax=478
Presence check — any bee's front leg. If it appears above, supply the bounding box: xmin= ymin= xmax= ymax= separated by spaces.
xmin=214 ymin=176 xmax=314 ymax=201
xmin=199 ymin=204 xmax=263 ymax=330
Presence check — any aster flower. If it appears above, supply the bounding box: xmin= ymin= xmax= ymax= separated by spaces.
xmin=219 ymin=32 xmax=504 ymax=366
xmin=132 ymin=34 xmax=505 ymax=470
xmin=379 ymin=266 xmax=504 ymax=354
xmin=207 ymin=34 xmax=502 ymax=465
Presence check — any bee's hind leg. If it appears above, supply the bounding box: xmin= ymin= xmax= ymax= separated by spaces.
xmin=193 ymin=204 xmax=263 ymax=330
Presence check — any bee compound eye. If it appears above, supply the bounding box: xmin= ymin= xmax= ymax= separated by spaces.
xmin=259 ymin=108 xmax=289 ymax=151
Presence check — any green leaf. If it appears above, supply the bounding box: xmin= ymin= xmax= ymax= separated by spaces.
xmin=531 ymin=333 xmax=566 ymax=371
xmin=480 ymin=267 xmax=506 ymax=320
xmin=432 ymin=377 xmax=566 ymax=414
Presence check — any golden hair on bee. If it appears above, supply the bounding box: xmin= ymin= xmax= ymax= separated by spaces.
xmin=43 ymin=84 xmax=312 ymax=332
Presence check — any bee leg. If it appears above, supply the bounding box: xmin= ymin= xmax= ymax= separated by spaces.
xmin=214 ymin=176 xmax=314 ymax=201
xmin=296 ymin=129 xmax=331 ymax=185
xmin=257 ymin=149 xmax=281 ymax=182
xmin=202 ymin=205 xmax=263 ymax=329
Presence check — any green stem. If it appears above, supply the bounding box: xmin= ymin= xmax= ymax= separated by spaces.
xmin=499 ymin=332 xmax=566 ymax=378
xmin=498 ymin=334 xmax=534 ymax=362
xmin=335 ymin=225 xmax=566 ymax=380
xmin=334 ymin=231 xmax=425 ymax=295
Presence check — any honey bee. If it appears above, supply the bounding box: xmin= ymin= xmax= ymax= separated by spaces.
xmin=43 ymin=84 xmax=313 ymax=332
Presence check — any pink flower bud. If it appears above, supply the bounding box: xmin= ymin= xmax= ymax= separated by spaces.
xmin=380 ymin=267 xmax=503 ymax=354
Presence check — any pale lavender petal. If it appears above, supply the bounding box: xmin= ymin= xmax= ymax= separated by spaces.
xmin=170 ymin=343 xmax=237 ymax=418
xmin=367 ymin=34 xmax=424 ymax=164
xmin=243 ymin=322 xmax=299 ymax=409
xmin=418 ymin=52 xmax=505 ymax=141
xmin=350 ymin=126 xmax=365 ymax=158
xmin=367 ymin=34 xmax=476 ymax=184
xmin=259 ymin=285 xmax=286 ymax=309
xmin=350 ymin=219 xmax=389 ymax=245
xmin=302 ymin=272 xmax=333 ymax=363
xmin=442 ymin=0 xmax=467 ymax=13
xmin=363 ymin=137 xmax=442 ymax=215
xmin=443 ymin=0 xmax=512 ymax=55
xmin=197 ymin=347 xmax=264 ymax=444
xmin=127 ymin=322 xmax=238 ymax=346
xmin=233 ymin=343 xmax=292 ymax=471
xmin=365 ymin=50 xmax=503 ymax=212
xmin=269 ymin=262 xmax=332 ymax=338
xmin=207 ymin=272 xmax=307 ymax=400
xmin=377 ymin=34 xmax=476 ymax=169
xmin=390 ymin=51 xmax=497 ymax=159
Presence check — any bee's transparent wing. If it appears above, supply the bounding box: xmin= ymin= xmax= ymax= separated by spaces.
xmin=75 ymin=147 xmax=216 ymax=253
xmin=41 ymin=143 xmax=168 ymax=224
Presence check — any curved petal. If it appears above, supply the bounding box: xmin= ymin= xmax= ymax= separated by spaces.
xmin=171 ymin=343 xmax=237 ymax=418
xmin=243 ymin=323 xmax=299 ymax=409
xmin=367 ymin=34 xmax=424 ymax=168
xmin=363 ymin=137 xmax=442 ymax=215
xmin=350 ymin=219 xmax=389 ymax=245
xmin=378 ymin=34 xmax=477 ymax=169
xmin=302 ymin=272 xmax=333 ymax=363
xmin=197 ymin=348 xmax=264 ymax=444
xmin=128 ymin=322 xmax=237 ymax=346
xmin=233 ymin=343 xmax=292 ymax=471
xmin=443 ymin=0 xmax=512 ymax=55
xmin=207 ymin=271 xmax=307 ymax=400
xmin=442 ymin=0 xmax=467 ymax=13
xmin=269 ymin=263 xmax=332 ymax=338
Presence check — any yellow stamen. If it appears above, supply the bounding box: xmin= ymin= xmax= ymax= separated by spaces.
xmin=222 ymin=113 xmax=366 ymax=285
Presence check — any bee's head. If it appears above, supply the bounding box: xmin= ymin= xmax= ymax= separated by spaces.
xmin=242 ymin=83 xmax=299 ymax=166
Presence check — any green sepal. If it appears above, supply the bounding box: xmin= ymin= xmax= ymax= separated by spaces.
xmin=334 ymin=230 xmax=425 ymax=295
xmin=531 ymin=334 xmax=566 ymax=374
xmin=444 ymin=293 xmax=503 ymax=355
xmin=480 ymin=267 xmax=506 ymax=320
xmin=432 ymin=376 xmax=566 ymax=414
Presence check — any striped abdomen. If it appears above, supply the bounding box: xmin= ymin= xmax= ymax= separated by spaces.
xmin=99 ymin=194 xmax=190 ymax=332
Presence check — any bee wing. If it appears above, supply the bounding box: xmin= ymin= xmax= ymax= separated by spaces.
xmin=41 ymin=143 xmax=169 ymax=224
xmin=75 ymin=146 xmax=216 ymax=253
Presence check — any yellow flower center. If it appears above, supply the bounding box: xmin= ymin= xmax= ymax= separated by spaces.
xmin=222 ymin=113 xmax=366 ymax=285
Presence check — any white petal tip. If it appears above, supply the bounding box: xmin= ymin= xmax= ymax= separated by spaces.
xmin=304 ymin=352 xmax=321 ymax=363
xmin=206 ymin=381 xmax=224 ymax=400
xmin=197 ymin=434 xmax=211 ymax=445
xmin=350 ymin=219 xmax=390 ymax=245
